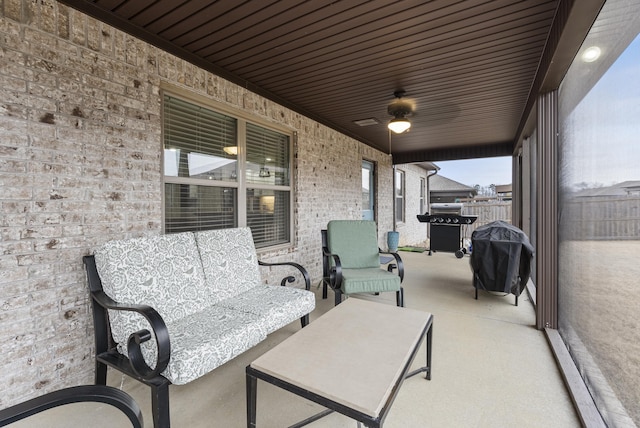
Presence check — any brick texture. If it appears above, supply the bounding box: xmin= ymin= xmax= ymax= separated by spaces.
xmin=0 ymin=0 xmax=427 ymax=408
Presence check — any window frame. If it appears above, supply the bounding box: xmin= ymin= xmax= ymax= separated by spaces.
xmin=161 ymin=85 xmax=295 ymax=250
xmin=419 ymin=177 xmax=426 ymax=215
xmin=395 ymin=169 xmax=406 ymax=224
xmin=362 ymin=159 xmax=376 ymax=221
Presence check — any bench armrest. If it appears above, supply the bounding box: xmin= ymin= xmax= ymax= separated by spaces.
xmin=91 ymin=290 xmax=171 ymax=380
xmin=258 ymin=260 xmax=311 ymax=290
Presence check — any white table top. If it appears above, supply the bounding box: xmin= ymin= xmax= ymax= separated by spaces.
xmin=250 ymin=298 xmax=432 ymax=418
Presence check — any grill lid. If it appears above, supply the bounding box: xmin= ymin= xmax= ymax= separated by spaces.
xmin=430 ymin=203 xmax=463 ymax=214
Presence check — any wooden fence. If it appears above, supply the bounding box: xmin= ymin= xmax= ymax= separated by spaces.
xmin=454 ymin=196 xmax=640 ymax=241
xmin=461 ymin=202 xmax=512 ymax=240
xmin=560 ymin=196 xmax=640 ymax=240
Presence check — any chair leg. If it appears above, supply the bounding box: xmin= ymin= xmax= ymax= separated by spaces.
xmin=322 ymin=279 xmax=328 ymax=299
xmin=334 ymin=289 xmax=342 ymax=306
xmin=396 ymin=287 xmax=404 ymax=307
xmin=150 ymin=380 xmax=171 ymax=428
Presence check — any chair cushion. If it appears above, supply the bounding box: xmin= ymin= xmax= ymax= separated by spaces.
xmin=327 ymin=220 xmax=380 ymax=268
xmin=341 ymin=267 xmax=401 ymax=294
xmin=94 ymin=232 xmax=211 ymax=347
xmin=194 ymin=228 xmax=262 ymax=304
xmin=136 ymin=305 xmax=267 ymax=385
xmin=218 ymin=285 xmax=316 ymax=334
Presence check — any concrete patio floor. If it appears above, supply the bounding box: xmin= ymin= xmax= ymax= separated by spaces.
xmin=14 ymin=250 xmax=580 ymax=427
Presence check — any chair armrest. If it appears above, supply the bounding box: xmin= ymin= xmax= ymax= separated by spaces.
xmin=258 ymin=260 xmax=311 ymax=290
xmin=379 ymin=250 xmax=405 ymax=282
xmin=0 ymin=385 xmax=143 ymax=427
xmin=321 ymin=246 xmax=343 ymax=290
xmin=91 ymin=290 xmax=170 ymax=380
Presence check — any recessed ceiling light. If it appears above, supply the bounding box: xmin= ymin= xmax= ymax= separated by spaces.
xmin=582 ymin=46 xmax=601 ymax=63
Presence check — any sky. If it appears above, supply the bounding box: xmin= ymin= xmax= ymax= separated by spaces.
xmin=560 ymin=33 xmax=640 ymax=188
xmin=437 ymin=33 xmax=640 ymax=190
xmin=434 ymin=157 xmax=512 ymax=188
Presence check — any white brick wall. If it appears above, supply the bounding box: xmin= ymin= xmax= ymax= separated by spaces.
xmin=0 ymin=1 xmax=399 ymax=407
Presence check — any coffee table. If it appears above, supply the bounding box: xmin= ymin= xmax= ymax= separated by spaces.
xmin=246 ymin=298 xmax=433 ymax=427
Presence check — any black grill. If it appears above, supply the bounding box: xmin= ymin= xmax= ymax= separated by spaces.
xmin=417 ymin=203 xmax=477 ymax=258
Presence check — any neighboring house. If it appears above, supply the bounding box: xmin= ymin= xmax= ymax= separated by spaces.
xmin=495 ymin=184 xmax=513 ymax=200
xmin=392 ymin=162 xmax=438 ymax=248
xmin=572 ymin=181 xmax=640 ymax=198
xmin=428 ymin=174 xmax=477 ymax=204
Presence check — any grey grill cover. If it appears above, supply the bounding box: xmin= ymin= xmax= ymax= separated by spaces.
xmin=470 ymin=221 xmax=534 ymax=296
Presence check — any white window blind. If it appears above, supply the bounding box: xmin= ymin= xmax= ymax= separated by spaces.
xmin=246 ymin=123 xmax=290 ymax=186
xmin=245 ymin=122 xmax=291 ymax=248
xmin=165 ymin=184 xmax=237 ymax=233
xmin=164 ymin=95 xmax=237 ymax=181
xmin=163 ymin=94 xmax=292 ymax=248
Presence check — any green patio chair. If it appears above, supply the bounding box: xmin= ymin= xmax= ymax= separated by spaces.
xmin=322 ymin=220 xmax=404 ymax=306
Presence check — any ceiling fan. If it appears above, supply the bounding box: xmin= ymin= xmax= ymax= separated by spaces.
xmin=387 ymin=90 xmax=414 ymax=134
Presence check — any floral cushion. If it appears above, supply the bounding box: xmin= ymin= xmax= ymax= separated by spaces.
xmin=157 ymin=306 xmax=266 ymax=385
xmin=218 ymin=285 xmax=316 ymax=334
xmin=194 ymin=228 xmax=262 ymax=304
xmin=93 ymin=227 xmax=315 ymax=386
xmin=94 ymin=232 xmax=210 ymax=351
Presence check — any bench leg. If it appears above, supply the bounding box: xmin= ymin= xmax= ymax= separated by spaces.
xmin=246 ymin=370 xmax=257 ymax=428
xmin=150 ymin=380 xmax=171 ymax=428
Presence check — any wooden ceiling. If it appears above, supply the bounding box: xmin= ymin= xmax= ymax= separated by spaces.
xmin=59 ymin=0 xmax=592 ymax=163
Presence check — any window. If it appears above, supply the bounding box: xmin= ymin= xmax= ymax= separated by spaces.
xmin=362 ymin=160 xmax=375 ymax=220
xmin=163 ymin=93 xmax=292 ymax=249
xmin=395 ymin=169 xmax=405 ymax=223
xmin=420 ymin=177 xmax=426 ymax=214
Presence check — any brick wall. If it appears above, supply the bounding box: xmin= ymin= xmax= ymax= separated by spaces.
xmin=0 ymin=1 xmax=396 ymax=407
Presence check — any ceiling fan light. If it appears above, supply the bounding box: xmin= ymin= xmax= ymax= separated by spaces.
xmin=388 ymin=117 xmax=411 ymax=133
xmin=223 ymin=146 xmax=238 ymax=155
